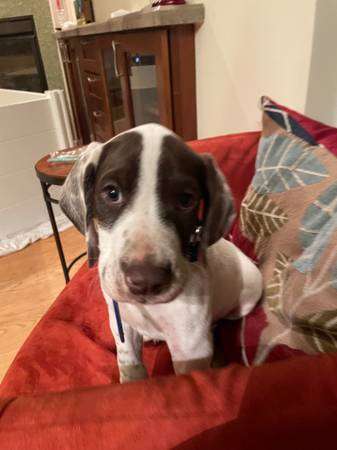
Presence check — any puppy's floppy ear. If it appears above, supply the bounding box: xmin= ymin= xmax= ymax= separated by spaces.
xmin=60 ymin=142 xmax=103 ymax=267
xmin=202 ymin=154 xmax=236 ymax=246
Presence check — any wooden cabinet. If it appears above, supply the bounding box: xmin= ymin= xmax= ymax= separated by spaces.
xmin=59 ymin=39 xmax=91 ymax=144
xmin=78 ymin=36 xmax=114 ymax=142
xmin=58 ymin=25 xmax=197 ymax=143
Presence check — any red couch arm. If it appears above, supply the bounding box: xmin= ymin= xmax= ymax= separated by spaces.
xmin=0 ymin=353 xmax=336 ymax=450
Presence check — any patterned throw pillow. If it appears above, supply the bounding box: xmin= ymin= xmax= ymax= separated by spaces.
xmin=239 ymin=97 xmax=337 ymax=364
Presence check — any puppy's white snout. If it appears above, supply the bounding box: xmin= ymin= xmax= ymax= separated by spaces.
xmin=121 ymin=259 xmax=173 ymax=297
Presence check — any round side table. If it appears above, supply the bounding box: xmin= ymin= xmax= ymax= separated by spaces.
xmin=35 ymin=149 xmax=86 ymax=283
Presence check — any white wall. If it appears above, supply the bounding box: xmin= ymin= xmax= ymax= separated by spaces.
xmin=193 ymin=0 xmax=317 ymax=137
xmin=305 ymin=0 xmax=337 ymax=126
xmin=92 ymin=0 xmax=147 ymax=21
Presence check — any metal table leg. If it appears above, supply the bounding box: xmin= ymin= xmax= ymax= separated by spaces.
xmin=40 ymin=181 xmax=70 ymax=283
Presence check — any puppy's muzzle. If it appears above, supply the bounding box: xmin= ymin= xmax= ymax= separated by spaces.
xmin=121 ymin=259 xmax=173 ymax=297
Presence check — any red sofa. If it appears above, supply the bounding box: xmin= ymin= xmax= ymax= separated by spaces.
xmin=1 ymin=132 xmax=336 ymax=449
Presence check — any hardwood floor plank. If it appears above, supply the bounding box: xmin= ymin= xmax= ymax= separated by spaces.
xmin=0 ymin=227 xmax=86 ymax=382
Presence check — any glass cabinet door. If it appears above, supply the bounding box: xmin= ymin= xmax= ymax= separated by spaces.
xmin=102 ymin=46 xmax=128 ymax=134
xmin=101 ymin=39 xmax=140 ymax=136
xmin=128 ymin=53 xmax=160 ymax=126
xmin=100 ymin=30 xmax=172 ymax=136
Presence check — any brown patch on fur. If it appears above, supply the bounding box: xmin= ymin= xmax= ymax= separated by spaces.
xmin=158 ymin=135 xmax=207 ymax=254
xmin=158 ymin=134 xmax=234 ymax=251
xmin=93 ymin=132 xmax=143 ymax=228
xmin=202 ymin=154 xmax=235 ymax=245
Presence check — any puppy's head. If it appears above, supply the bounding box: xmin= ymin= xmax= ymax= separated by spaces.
xmin=60 ymin=124 xmax=235 ymax=304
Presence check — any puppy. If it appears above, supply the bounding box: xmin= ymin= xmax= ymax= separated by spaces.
xmin=60 ymin=124 xmax=262 ymax=383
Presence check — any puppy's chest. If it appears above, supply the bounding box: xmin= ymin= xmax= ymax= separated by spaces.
xmin=120 ymin=304 xmax=168 ymax=341
xmin=119 ymin=266 xmax=211 ymax=341
xmin=119 ymin=297 xmax=210 ymax=342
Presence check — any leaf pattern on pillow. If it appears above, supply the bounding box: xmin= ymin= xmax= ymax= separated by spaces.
xmin=293 ymin=214 xmax=337 ymax=273
xmin=253 ymin=134 xmax=329 ymax=194
xmin=293 ymin=184 xmax=337 ymax=273
xmin=293 ymin=310 xmax=337 ymax=353
xmin=240 ymin=190 xmax=288 ymax=248
xmin=265 ymin=252 xmax=291 ymax=315
xmin=298 ymin=182 xmax=337 ymax=248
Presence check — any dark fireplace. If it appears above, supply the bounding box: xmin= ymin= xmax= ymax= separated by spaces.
xmin=0 ymin=15 xmax=48 ymax=92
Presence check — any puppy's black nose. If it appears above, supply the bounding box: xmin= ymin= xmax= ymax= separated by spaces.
xmin=122 ymin=261 xmax=172 ymax=296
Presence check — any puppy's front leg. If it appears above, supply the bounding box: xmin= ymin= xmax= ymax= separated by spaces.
xmin=167 ymin=329 xmax=213 ymax=376
xmin=106 ymin=302 xmax=147 ymax=383
xmin=166 ymin=272 xmax=213 ymax=376
xmin=115 ymin=323 xmax=148 ymax=384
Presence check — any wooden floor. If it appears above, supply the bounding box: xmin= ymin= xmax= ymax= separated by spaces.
xmin=0 ymin=227 xmax=86 ymax=382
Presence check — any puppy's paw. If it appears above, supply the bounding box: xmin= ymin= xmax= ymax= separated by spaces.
xmin=119 ymin=364 xmax=148 ymax=384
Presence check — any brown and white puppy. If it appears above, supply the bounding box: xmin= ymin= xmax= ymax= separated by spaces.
xmin=60 ymin=124 xmax=262 ymax=382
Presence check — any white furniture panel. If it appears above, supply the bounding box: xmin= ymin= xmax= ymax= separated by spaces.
xmin=0 ymin=89 xmax=73 ymax=254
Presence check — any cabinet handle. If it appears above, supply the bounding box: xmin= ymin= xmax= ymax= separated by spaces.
xmin=93 ymin=111 xmax=103 ymax=118
xmin=112 ymin=41 xmax=120 ymax=78
xmin=87 ymin=75 xmax=99 ymax=83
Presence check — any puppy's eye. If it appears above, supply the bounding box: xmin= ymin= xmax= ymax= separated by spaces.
xmin=105 ymin=185 xmax=122 ymax=203
xmin=177 ymin=192 xmax=197 ymax=211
